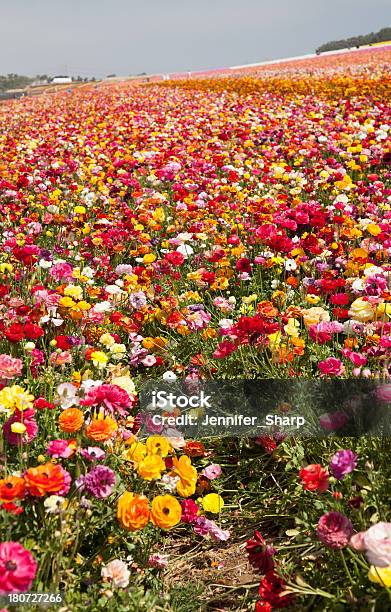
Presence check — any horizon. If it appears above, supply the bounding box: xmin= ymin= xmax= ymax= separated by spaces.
xmin=0 ymin=0 xmax=390 ymax=78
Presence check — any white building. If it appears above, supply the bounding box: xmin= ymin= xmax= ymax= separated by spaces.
xmin=52 ymin=76 xmax=72 ymax=84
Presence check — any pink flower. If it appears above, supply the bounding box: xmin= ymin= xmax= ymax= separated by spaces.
xmin=349 ymin=531 xmax=366 ymax=552
xmin=81 ymin=384 xmax=135 ymax=417
xmin=201 ymin=464 xmax=222 ymax=480
xmin=49 ymin=262 xmax=73 ymax=281
xmin=0 ymin=354 xmax=23 ymax=380
xmin=49 ymin=351 xmax=72 ymax=366
xmin=363 ymin=522 xmax=391 ymax=568
xmin=376 ymin=384 xmax=391 ymax=403
xmin=148 ymin=553 xmax=168 ymax=569
xmin=181 ymin=499 xmax=199 ymax=524
xmin=47 ymin=439 xmax=76 ymax=459
xmin=317 ymin=511 xmax=353 ymax=549
xmin=319 ymin=411 xmax=349 ymax=431
xmin=0 ymin=542 xmax=37 ymax=594
xmin=318 ymin=357 xmax=345 ymax=377
xmin=101 ymin=559 xmax=130 ymax=588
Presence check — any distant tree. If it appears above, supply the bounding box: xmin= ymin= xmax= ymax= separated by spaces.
xmin=316 ymin=26 xmax=391 ymax=53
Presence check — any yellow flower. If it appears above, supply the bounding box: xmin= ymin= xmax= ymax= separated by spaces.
xmin=10 ymin=422 xmax=27 ymax=434
xmin=64 ymin=284 xmax=83 ymax=300
xmin=99 ymin=333 xmax=115 ymax=347
xmin=201 ymin=493 xmax=224 ymax=514
xmin=0 ymin=385 xmax=34 ymax=416
xmin=74 ymin=205 xmax=86 ymax=214
xmin=368 ymin=565 xmax=391 ymax=587
xmin=152 ymin=207 xmax=165 ymax=222
xmin=123 ymin=442 xmax=147 ymax=464
xmin=59 ymin=296 xmax=77 ymax=308
xmin=305 ymin=295 xmax=320 ymax=305
xmin=146 ymin=436 xmax=171 ymax=457
xmin=111 ymin=375 xmax=136 ymax=397
xmin=376 ymin=303 xmax=391 ymax=318
xmin=348 ymin=298 xmax=375 ymax=323
xmin=143 ymin=253 xmax=156 ymax=264
xmin=90 ymin=350 xmax=108 ymax=368
xmin=302 ymin=307 xmax=330 ymax=328
xmin=137 ymin=453 xmax=166 ymax=480
xmin=366 ymin=223 xmax=381 ymax=237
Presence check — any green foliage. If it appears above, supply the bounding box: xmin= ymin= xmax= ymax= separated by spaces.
xmin=316 ymin=27 xmax=391 ymax=53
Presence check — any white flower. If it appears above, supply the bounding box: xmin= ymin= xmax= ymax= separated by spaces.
xmin=284 ymin=259 xmax=297 ymax=272
xmin=176 ymin=244 xmax=194 ymax=258
xmin=351 ymin=278 xmax=365 ymax=293
xmin=44 ymin=495 xmax=65 ymax=514
xmin=101 ymin=559 xmax=130 ymax=588
xmin=38 ymin=259 xmax=53 ymax=269
xmin=105 ymin=284 xmax=123 ymax=296
xmin=93 ymin=301 xmax=112 ymax=313
xmin=162 ymin=371 xmax=177 ymax=381
xmin=164 ymin=428 xmax=186 ymax=449
xmin=57 ymin=382 xmax=80 ymax=408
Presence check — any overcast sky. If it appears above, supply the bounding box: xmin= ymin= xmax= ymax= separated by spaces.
xmin=1 ymin=0 xmax=390 ymax=77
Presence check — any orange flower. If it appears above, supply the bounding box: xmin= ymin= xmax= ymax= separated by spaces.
xmin=257 ymin=301 xmax=279 ymax=318
xmin=150 ymin=494 xmax=182 ymax=530
xmin=86 ymin=416 xmax=117 ymax=442
xmin=24 ymin=462 xmax=70 ymax=497
xmin=183 ymin=441 xmax=206 ymax=457
xmin=58 ymin=407 xmax=84 ymax=433
xmin=0 ymin=475 xmax=26 ymax=502
xmin=117 ymin=491 xmax=150 ymax=531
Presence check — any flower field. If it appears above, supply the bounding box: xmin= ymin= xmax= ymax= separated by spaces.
xmin=0 ymin=48 xmax=390 ymax=611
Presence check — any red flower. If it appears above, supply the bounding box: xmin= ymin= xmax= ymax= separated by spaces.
xmin=165 ymin=252 xmax=185 ymax=266
xmin=213 ymin=340 xmax=236 ymax=359
xmin=246 ymin=531 xmax=276 ymax=573
xmin=23 ymin=323 xmax=44 ymax=341
xmin=258 ymin=571 xmax=294 ymax=608
xmin=4 ymin=323 xmax=24 ymax=343
xmin=255 ymin=436 xmax=277 ymax=454
xmin=299 ymin=464 xmax=329 ymax=493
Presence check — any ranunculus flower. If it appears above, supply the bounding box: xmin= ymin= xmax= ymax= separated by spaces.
xmin=329 ymin=449 xmax=357 ymax=480
xmin=318 ymin=357 xmax=345 ymax=377
xmin=363 ymin=522 xmax=391 ymax=568
xmin=101 ymin=559 xmax=130 ymax=588
xmin=368 ymin=564 xmax=391 ymax=587
xmin=0 ymin=542 xmax=37 ymax=594
xmin=0 ymin=354 xmax=23 ymax=380
xmin=299 ymin=464 xmax=329 ymax=492
xmin=317 ymin=511 xmax=353 ymax=549
xmin=81 ymin=465 xmax=116 ymax=499
xmin=24 ymin=462 xmax=71 ymax=497
xmin=117 ymin=492 xmax=150 ymax=531
xmin=150 ymin=494 xmax=182 ymax=530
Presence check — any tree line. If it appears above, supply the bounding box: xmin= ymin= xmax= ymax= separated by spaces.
xmin=316 ymin=27 xmax=391 ymax=54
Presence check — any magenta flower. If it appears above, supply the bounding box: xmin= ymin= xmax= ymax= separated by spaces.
xmin=317 ymin=511 xmax=353 ymax=549
xmin=181 ymin=499 xmax=199 ymax=524
xmin=329 ymin=449 xmax=357 ymax=480
xmin=83 ymin=465 xmax=116 ymax=498
xmin=318 ymin=357 xmax=345 ymax=377
xmin=0 ymin=542 xmax=37 ymax=595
